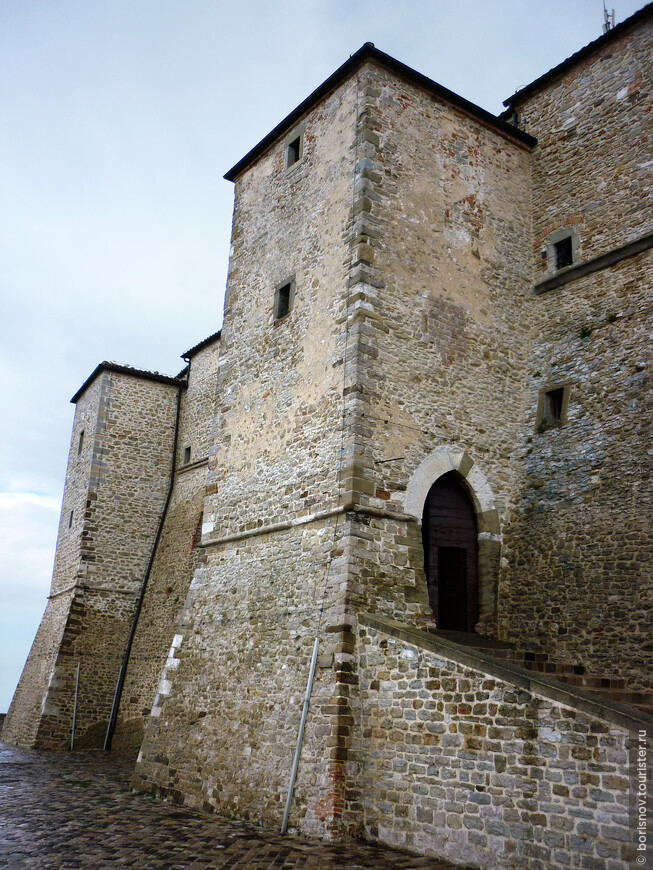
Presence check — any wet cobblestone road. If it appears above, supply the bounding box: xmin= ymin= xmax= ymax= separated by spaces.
xmin=0 ymin=742 xmax=468 ymax=869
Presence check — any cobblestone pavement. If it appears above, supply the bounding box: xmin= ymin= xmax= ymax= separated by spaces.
xmin=0 ymin=742 xmax=469 ymax=869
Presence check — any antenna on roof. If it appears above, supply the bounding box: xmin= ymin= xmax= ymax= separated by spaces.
xmin=602 ymin=0 xmax=615 ymax=33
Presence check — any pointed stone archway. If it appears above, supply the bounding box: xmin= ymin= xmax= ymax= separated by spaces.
xmin=405 ymin=447 xmax=501 ymax=634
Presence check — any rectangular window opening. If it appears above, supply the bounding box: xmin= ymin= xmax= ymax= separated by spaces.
xmin=183 ymin=446 xmax=191 ymax=464
xmin=554 ymin=236 xmax=573 ymax=270
xmin=536 ymin=383 xmax=570 ymax=432
xmin=286 ymin=136 xmax=301 ymax=168
xmin=77 ymin=430 xmax=84 ymax=455
xmin=68 ymin=510 xmax=74 ymax=529
xmin=545 ymin=388 xmax=564 ymax=423
xmin=274 ymin=281 xmax=293 ymax=320
xmin=542 ymin=387 xmax=565 ymax=428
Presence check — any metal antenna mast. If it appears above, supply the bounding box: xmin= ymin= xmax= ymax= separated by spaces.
xmin=603 ymin=1 xmax=616 ymax=33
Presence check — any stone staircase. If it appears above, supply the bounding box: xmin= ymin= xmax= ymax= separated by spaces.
xmin=429 ymin=630 xmax=653 ymax=716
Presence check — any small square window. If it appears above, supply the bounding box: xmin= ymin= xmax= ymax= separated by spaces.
xmin=554 ymin=236 xmax=573 ymax=270
xmin=183 ymin=446 xmax=191 ymax=464
xmin=545 ymin=228 xmax=579 ymax=275
xmin=274 ymin=278 xmax=295 ymax=321
xmin=536 ymin=384 xmax=570 ymax=431
xmin=286 ymin=135 xmax=302 ymax=168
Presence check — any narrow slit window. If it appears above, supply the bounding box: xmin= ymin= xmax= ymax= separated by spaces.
xmin=276 ymin=284 xmax=291 ymax=319
xmin=191 ymin=510 xmax=204 ymax=549
xmin=544 ymin=388 xmax=564 ymax=423
xmin=286 ymin=136 xmax=301 ymax=168
xmin=77 ymin=430 xmax=84 ymax=455
xmin=554 ymin=236 xmax=573 ymax=270
xmin=274 ymin=279 xmax=294 ymax=320
xmin=183 ymin=446 xmax=191 ymax=465
xmin=68 ymin=510 xmax=74 ymax=529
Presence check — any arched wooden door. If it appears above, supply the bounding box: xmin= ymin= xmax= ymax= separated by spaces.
xmin=422 ymin=471 xmax=478 ymax=632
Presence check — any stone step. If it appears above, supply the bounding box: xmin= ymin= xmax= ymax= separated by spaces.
xmin=436 ymin=630 xmax=652 ymax=717
xmin=601 ymin=689 xmax=653 ymax=708
xmin=428 ymin=629 xmax=514 ymax=651
xmin=553 ymin=673 xmax=629 ymax=690
xmin=489 ymin=650 xmax=556 ymax=666
xmin=529 ymin=668 xmax=653 ymax=714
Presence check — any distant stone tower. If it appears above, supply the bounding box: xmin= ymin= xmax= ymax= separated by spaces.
xmin=3 ymin=364 xmax=183 ymax=747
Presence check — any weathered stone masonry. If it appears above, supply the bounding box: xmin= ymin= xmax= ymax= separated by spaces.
xmin=134 ymin=72 xmax=362 ymax=835
xmin=357 ymin=615 xmax=647 ymax=869
xmin=4 ymin=366 xmax=183 ymax=748
xmin=6 ymin=10 xmax=653 ymax=869
xmin=112 ymin=337 xmax=221 ymax=750
xmin=499 ymin=12 xmax=653 ymax=688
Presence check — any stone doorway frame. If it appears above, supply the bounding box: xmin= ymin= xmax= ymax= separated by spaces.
xmin=404 ymin=446 xmax=500 ymax=634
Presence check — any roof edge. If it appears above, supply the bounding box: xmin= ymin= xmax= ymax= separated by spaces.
xmin=71 ymin=362 xmax=186 ymax=404
xmin=181 ymin=330 xmax=222 ymax=360
xmin=503 ymin=2 xmax=653 ymax=107
xmin=224 ymin=42 xmax=536 ymax=182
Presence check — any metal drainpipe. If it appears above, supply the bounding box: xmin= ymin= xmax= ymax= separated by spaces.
xmin=281 ymin=636 xmax=320 ymax=834
xmin=103 ymin=377 xmax=185 ymax=751
xmin=70 ymin=661 xmax=81 ymax=750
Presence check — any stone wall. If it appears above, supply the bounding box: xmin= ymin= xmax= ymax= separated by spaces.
xmin=177 ymin=339 xmax=220 ymax=468
xmin=357 ymin=615 xmax=649 ymax=869
xmin=502 ymin=251 xmax=653 ymax=689
xmin=499 ymin=15 xmax=653 ymax=689
xmin=5 ymin=369 xmax=180 ymax=747
xmin=510 ymin=16 xmax=653 ymax=275
xmin=83 ymin=371 xmax=179 ymax=596
xmin=54 ymin=378 xmax=103 ymax=594
xmin=134 ymin=74 xmax=362 ymax=836
xmin=201 ymin=72 xmax=359 ymax=539
xmin=3 ymin=378 xmax=102 ymax=745
xmin=113 ymin=340 xmax=220 ymax=749
xmin=2 ymin=593 xmax=71 ymax=747
xmin=335 ymin=61 xmax=533 ymax=632
xmin=133 ymin=518 xmax=350 ymax=832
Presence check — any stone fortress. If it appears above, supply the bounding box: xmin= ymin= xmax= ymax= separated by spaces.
xmin=5 ymin=6 xmax=653 ymax=868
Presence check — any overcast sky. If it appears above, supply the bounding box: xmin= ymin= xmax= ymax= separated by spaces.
xmin=0 ymin=0 xmax=647 ymax=713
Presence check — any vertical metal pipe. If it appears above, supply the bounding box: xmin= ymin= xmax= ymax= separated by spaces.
xmin=70 ymin=662 xmax=81 ymax=751
xmin=103 ymin=663 xmax=124 ymax=751
xmin=281 ymin=636 xmax=320 ymax=835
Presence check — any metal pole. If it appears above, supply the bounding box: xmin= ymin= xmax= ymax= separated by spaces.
xmin=103 ymin=663 xmax=124 ymax=751
xmin=70 ymin=662 xmax=80 ymax=751
xmin=281 ymin=636 xmax=320 ymax=835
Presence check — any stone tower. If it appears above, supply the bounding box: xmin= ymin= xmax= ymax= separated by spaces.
xmin=131 ymin=42 xmax=537 ymax=836
xmin=3 ymin=364 xmax=183 ymax=747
